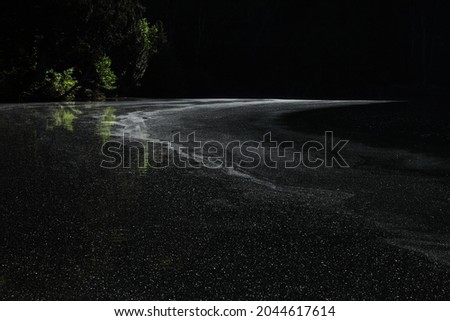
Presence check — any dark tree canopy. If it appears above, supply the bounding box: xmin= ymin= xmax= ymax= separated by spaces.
xmin=0 ymin=0 xmax=164 ymax=101
xmin=1 ymin=0 xmax=449 ymax=101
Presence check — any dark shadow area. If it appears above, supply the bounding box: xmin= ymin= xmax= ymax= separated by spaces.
xmin=279 ymin=100 xmax=450 ymax=158
xmin=140 ymin=0 xmax=450 ymax=99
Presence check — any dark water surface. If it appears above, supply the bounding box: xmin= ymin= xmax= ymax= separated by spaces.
xmin=1 ymin=100 xmax=449 ymax=300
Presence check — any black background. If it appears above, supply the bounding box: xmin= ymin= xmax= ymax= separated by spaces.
xmin=140 ymin=0 xmax=450 ymax=99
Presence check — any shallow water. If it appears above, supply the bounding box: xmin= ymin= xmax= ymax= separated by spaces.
xmin=1 ymin=99 xmax=449 ymax=300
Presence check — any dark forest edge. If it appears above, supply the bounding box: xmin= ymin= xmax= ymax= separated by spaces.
xmin=1 ymin=0 xmax=449 ymax=102
xmin=0 ymin=0 xmax=166 ymax=102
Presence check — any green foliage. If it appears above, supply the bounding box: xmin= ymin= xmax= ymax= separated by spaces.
xmin=1 ymin=0 xmax=164 ymax=101
xmin=114 ymin=18 xmax=165 ymax=91
xmin=45 ymin=68 xmax=79 ymax=100
xmin=22 ymin=67 xmax=79 ymax=101
xmin=139 ymin=18 xmax=160 ymax=55
xmin=95 ymin=56 xmax=117 ymax=91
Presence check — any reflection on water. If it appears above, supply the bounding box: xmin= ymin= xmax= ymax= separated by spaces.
xmin=1 ymin=99 xmax=449 ymax=300
xmin=96 ymin=107 xmax=117 ymax=142
xmin=0 ymin=102 xmax=161 ymax=299
xmin=139 ymin=145 xmax=151 ymax=175
xmin=46 ymin=103 xmax=117 ymax=143
xmin=47 ymin=103 xmax=81 ymax=132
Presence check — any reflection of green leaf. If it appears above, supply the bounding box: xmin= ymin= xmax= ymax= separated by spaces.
xmin=0 ymin=275 xmax=5 ymax=286
xmin=48 ymin=105 xmax=81 ymax=132
xmin=139 ymin=145 xmax=150 ymax=175
xmin=96 ymin=107 xmax=116 ymax=141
